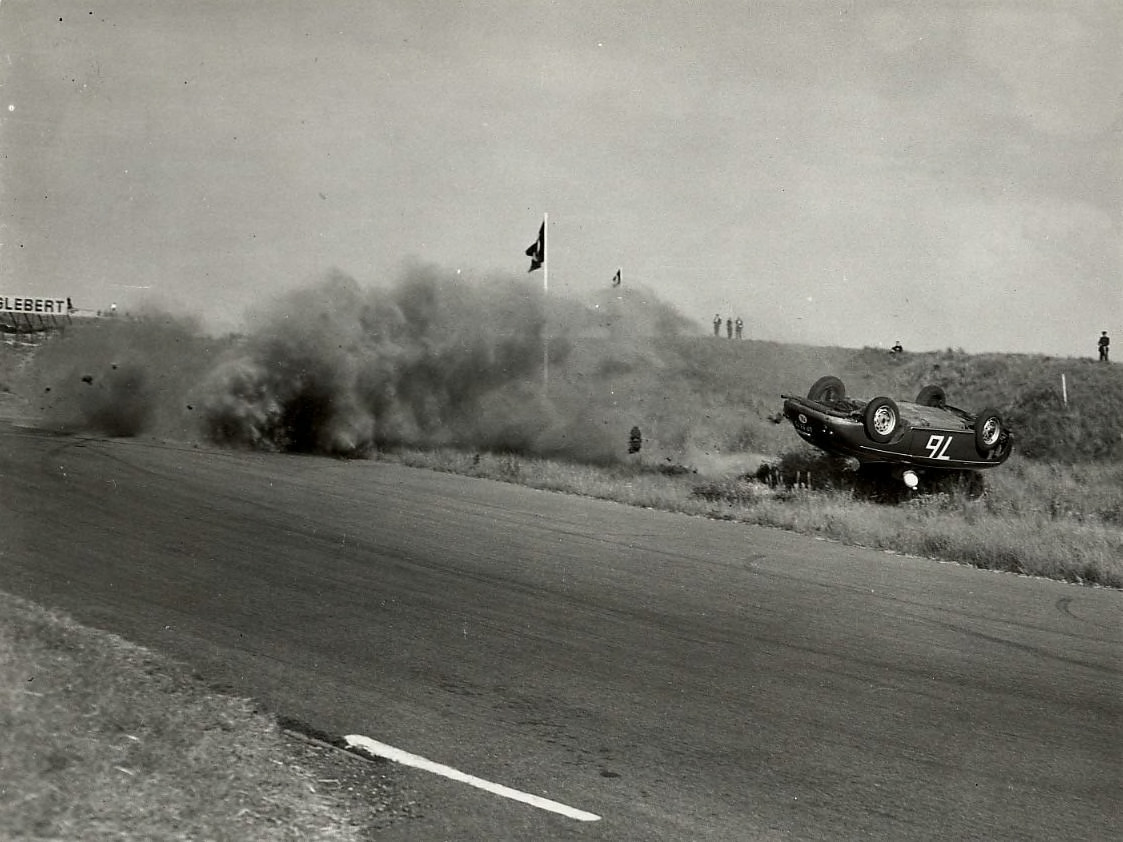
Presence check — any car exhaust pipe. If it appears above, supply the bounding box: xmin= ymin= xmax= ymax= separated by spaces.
xmin=902 ymin=470 xmax=919 ymax=489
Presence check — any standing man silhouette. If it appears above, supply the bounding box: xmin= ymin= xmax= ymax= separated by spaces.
xmin=1098 ymin=331 xmax=1110 ymax=362
xmin=713 ymin=314 xmax=722 ymax=336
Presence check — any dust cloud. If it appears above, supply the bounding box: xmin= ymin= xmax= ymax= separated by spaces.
xmin=15 ymin=266 xmax=699 ymax=465
xmin=15 ymin=314 xmax=217 ymax=439
xmin=198 ymin=267 xmax=557 ymax=457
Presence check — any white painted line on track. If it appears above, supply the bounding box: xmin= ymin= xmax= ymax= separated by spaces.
xmin=343 ymin=734 xmax=601 ymax=822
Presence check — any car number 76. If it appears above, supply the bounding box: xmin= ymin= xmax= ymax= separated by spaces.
xmin=924 ymin=434 xmax=953 ymax=460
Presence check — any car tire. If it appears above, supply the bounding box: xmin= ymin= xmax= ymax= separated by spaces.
xmin=863 ymin=397 xmax=900 ymax=443
xmin=916 ymin=385 xmax=946 ymax=408
xmin=808 ymin=376 xmax=846 ymax=403
xmin=974 ymin=409 xmax=1003 ymax=455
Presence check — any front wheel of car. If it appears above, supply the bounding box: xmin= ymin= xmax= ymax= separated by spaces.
xmin=863 ymin=397 xmax=900 ymax=443
xmin=808 ymin=375 xmax=846 ymax=403
xmin=974 ymin=409 xmax=1003 ymax=455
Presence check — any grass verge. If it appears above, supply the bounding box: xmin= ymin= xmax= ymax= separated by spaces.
xmin=0 ymin=590 xmax=416 ymax=841
xmin=384 ymin=448 xmax=1123 ymax=589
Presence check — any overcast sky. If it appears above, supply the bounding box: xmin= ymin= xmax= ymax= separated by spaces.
xmin=1 ymin=0 xmax=1119 ymax=355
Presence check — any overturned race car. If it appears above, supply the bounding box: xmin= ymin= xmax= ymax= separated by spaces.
xmin=781 ymin=376 xmax=1013 ymax=489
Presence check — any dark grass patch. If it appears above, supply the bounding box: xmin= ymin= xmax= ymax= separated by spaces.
xmin=0 ymin=591 xmax=416 ymax=841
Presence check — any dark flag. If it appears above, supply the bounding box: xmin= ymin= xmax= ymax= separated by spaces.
xmin=611 ymin=268 xmax=621 ymax=288
xmin=525 ymin=222 xmax=545 ymax=272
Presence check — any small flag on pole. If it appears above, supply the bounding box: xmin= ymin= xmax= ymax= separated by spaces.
xmin=611 ymin=268 xmax=621 ymax=288
xmin=525 ymin=222 xmax=545 ymax=272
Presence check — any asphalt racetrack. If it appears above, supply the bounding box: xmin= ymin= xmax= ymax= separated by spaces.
xmin=1 ymin=425 xmax=1119 ymax=840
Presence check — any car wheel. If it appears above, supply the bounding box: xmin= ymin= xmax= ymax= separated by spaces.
xmin=974 ymin=408 xmax=1003 ymax=455
xmin=863 ymin=397 xmax=900 ymax=443
xmin=915 ymin=385 xmax=946 ymax=408
xmin=808 ymin=376 xmax=846 ymax=403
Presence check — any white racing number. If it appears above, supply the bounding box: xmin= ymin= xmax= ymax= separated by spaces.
xmin=924 ymin=434 xmax=953 ymax=460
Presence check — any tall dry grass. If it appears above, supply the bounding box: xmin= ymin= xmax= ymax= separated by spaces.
xmin=0 ymin=591 xmax=401 ymax=841
xmin=7 ymin=320 xmax=1122 ymax=588
xmin=364 ymin=332 xmax=1123 ymax=590
xmin=388 ymin=448 xmax=1123 ymax=589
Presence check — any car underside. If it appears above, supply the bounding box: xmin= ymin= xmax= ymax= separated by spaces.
xmin=781 ymin=376 xmax=1013 ymax=489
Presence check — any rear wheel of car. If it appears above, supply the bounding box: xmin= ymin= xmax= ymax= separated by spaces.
xmin=863 ymin=397 xmax=900 ymax=443
xmin=808 ymin=376 xmax=846 ymax=403
xmin=915 ymin=385 xmax=946 ymax=408
xmin=974 ymin=409 xmax=1003 ymax=455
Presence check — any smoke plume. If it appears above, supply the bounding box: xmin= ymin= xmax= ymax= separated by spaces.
xmin=11 ymin=265 xmax=703 ymax=465
xmin=198 ymin=267 xmax=567 ymax=457
xmin=17 ymin=314 xmax=216 ymax=439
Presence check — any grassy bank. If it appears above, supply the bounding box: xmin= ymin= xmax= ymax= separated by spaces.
xmin=0 ymin=591 xmax=413 ymax=841
xmin=386 ymin=448 xmax=1123 ymax=589
xmin=8 ymin=325 xmax=1122 ymax=585
xmin=375 ymin=332 xmax=1123 ymax=588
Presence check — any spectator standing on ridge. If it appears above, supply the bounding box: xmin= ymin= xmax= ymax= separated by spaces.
xmin=735 ymin=317 xmax=743 ymax=339
xmin=713 ymin=314 xmax=722 ymax=336
xmin=1098 ymin=331 xmax=1110 ymax=362
xmin=726 ymin=318 xmax=733 ymax=338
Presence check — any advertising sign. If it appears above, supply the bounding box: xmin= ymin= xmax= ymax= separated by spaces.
xmin=0 ymin=296 xmax=70 ymax=315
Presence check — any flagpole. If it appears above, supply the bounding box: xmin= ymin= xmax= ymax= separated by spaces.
xmin=542 ymin=212 xmax=548 ymax=393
